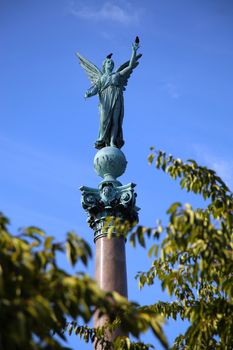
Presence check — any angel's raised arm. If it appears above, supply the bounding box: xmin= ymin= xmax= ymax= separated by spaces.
xmin=76 ymin=52 xmax=102 ymax=85
xmin=118 ymin=42 xmax=140 ymax=77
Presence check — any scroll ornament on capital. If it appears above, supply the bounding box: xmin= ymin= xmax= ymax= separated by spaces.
xmin=80 ymin=182 xmax=139 ymax=240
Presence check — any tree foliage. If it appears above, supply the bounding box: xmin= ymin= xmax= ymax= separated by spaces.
xmin=0 ymin=213 xmax=166 ymax=350
xmin=130 ymin=149 xmax=233 ymax=349
xmin=1 ymin=148 xmax=232 ymax=349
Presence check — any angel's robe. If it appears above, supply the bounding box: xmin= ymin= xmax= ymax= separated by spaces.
xmin=94 ymin=72 xmax=124 ymax=149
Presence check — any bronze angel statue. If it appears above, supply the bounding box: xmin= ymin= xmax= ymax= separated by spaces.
xmin=76 ymin=37 xmax=142 ymax=149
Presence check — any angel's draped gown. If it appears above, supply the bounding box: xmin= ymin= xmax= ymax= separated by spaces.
xmin=94 ymin=72 xmax=124 ymax=149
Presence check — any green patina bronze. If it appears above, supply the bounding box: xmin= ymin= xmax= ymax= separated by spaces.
xmin=80 ymin=146 xmax=139 ymax=240
xmin=80 ymin=181 xmax=139 ymax=241
xmin=76 ymin=38 xmax=142 ymax=149
xmin=78 ymin=38 xmax=141 ymax=242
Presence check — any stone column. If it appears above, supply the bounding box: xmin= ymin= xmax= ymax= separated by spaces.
xmin=94 ymin=236 xmax=128 ymax=342
xmin=80 ymin=146 xmax=139 ymax=346
xmin=95 ymin=236 xmax=128 ymax=298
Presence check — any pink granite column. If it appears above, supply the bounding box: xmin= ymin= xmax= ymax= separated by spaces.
xmin=94 ymin=235 xmax=128 ymax=345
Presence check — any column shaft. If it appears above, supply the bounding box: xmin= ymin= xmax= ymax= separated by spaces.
xmin=94 ymin=236 xmax=128 ymax=346
xmin=95 ymin=236 xmax=127 ymax=297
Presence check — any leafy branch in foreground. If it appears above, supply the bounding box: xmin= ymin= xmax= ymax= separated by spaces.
xmin=126 ymin=150 xmax=233 ymax=350
xmin=66 ymin=323 xmax=155 ymax=349
xmin=148 ymin=148 xmax=233 ymax=221
xmin=0 ymin=212 xmax=168 ymax=350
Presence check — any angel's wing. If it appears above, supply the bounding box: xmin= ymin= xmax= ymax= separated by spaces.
xmin=76 ymin=52 xmax=102 ymax=85
xmin=116 ymin=53 xmax=142 ymax=89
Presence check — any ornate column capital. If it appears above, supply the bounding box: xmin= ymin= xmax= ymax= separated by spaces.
xmin=80 ymin=181 xmax=139 ymax=242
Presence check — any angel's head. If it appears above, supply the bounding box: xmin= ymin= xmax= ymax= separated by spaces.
xmin=102 ymin=54 xmax=114 ymax=74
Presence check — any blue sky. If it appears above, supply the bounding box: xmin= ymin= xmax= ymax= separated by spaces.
xmin=1 ymin=0 xmax=233 ymax=348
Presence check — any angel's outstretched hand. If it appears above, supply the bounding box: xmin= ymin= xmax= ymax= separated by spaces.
xmin=132 ymin=42 xmax=140 ymax=52
xmin=132 ymin=36 xmax=140 ymax=51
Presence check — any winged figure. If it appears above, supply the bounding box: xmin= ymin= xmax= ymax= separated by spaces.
xmin=76 ymin=37 xmax=142 ymax=149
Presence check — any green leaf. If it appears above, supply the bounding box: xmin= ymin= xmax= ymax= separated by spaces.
xmin=167 ymin=202 xmax=181 ymax=214
xmin=148 ymin=153 xmax=155 ymax=164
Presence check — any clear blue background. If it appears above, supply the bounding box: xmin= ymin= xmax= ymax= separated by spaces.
xmin=1 ymin=0 xmax=233 ymax=348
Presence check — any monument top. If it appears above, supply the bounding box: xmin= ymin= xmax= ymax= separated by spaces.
xmin=76 ymin=37 xmax=142 ymax=150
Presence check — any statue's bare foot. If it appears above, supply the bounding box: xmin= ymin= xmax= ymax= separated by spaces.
xmin=110 ymin=142 xmax=117 ymax=148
